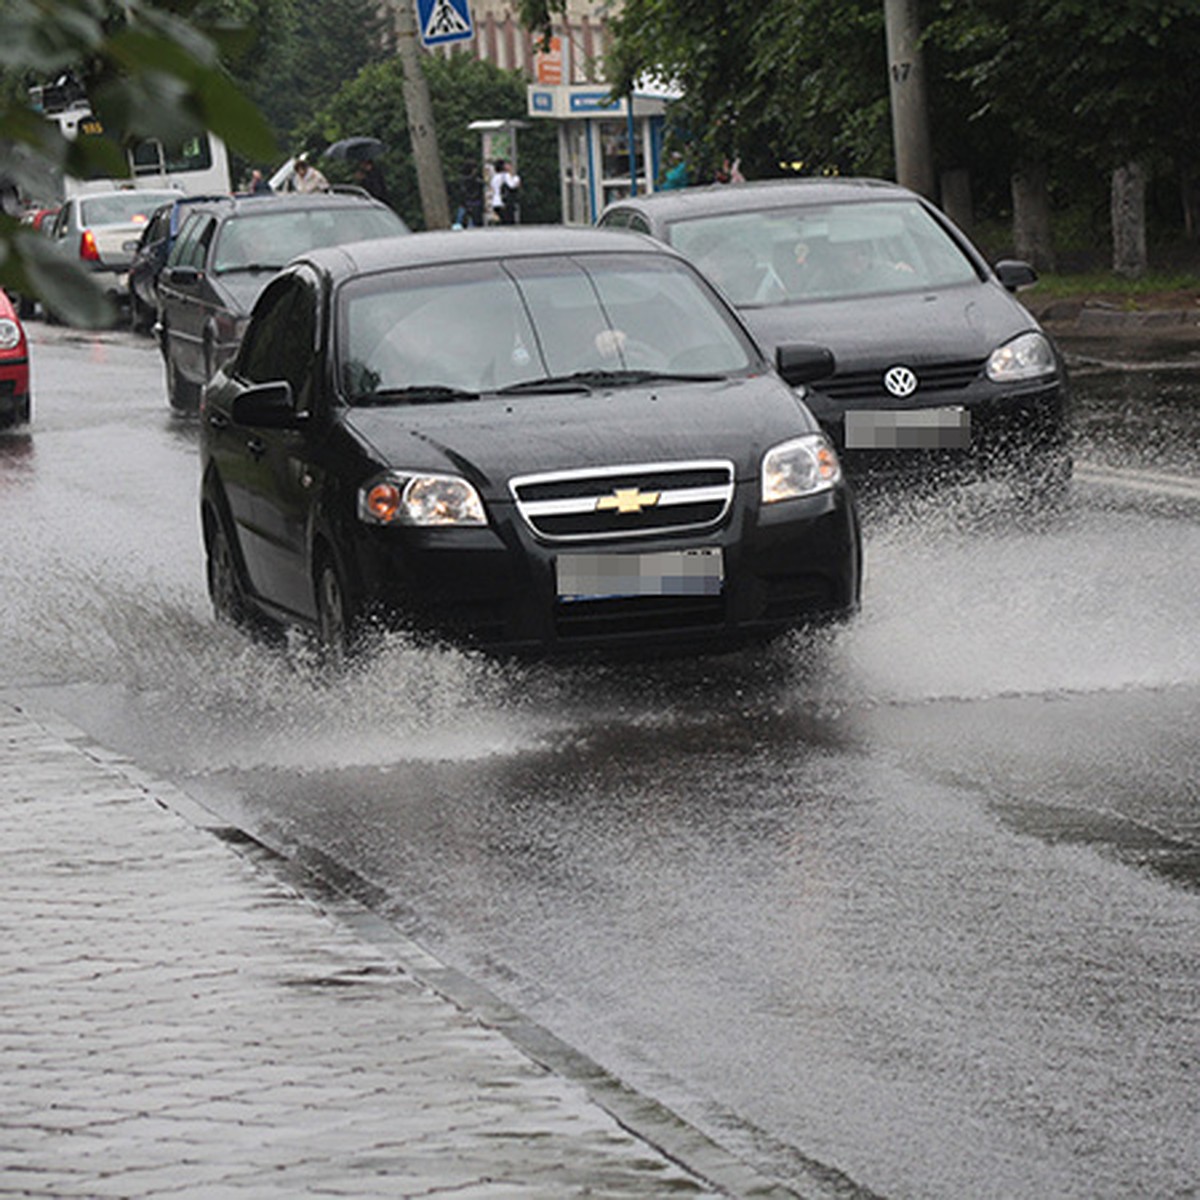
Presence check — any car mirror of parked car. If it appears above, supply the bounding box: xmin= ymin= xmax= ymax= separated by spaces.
xmin=163 ymin=264 xmax=203 ymax=288
xmin=993 ymin=259 xmax=1038 ymax=292
xmin=229 ymin=381 xmax=302 ymax=429
xmin=776 ymin=342 xmax=836 ymax=388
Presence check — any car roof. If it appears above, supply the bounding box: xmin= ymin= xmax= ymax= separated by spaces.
xmin=295 ymin=225 xmax=676 ymax=281
xmin=602 ymin=177 xmax=918 ymax=220
xmin=182 ymin=190 xmax=395 ymax=219
xmin=73 ymin=188 xmax=182 ymax=210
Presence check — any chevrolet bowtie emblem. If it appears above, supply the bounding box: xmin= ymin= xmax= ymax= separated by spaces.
xmin=595 ymin=487 xmax=661 ymax=514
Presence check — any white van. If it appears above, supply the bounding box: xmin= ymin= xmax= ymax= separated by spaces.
xmin=33 ymin=85 xmax=231 ymax=201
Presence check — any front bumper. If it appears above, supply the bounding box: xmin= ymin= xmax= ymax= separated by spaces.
xmin=345 ymin=483 xmax=862 ymax=655
xmin=805 ymin=379 xmax=1070 ymax=484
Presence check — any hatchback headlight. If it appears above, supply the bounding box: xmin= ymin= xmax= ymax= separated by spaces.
xmin=762 ymin=434 xmax=842 ymax=503
xmin=986 ymin=331 xmax=1056 ymax=382
xmin=358 ymin=472 xmax=486 ymax=527
xmin=0 ymin=318 xmax=21 ymax=351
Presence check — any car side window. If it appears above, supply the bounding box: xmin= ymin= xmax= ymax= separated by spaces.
xmin=183 ymin=216 xmax=217 ymax=269
xmin=239 ymin=274 xmax=318 ymax=393
xmin=166 ymin=213 xmax=204 ymax=267
xmin=600 ymin=210 xmax=629 ymax=229
xmin=628 ymin=214 xmax=652 ymax=235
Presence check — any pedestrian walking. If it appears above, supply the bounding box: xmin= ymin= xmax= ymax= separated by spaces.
xmin=489 ymin=158 xmax=521 ymax=224
xmin=354 ymin=157 xmax=390 ymax=206
xmin=288 ymin=153 xmax=330 ymax=194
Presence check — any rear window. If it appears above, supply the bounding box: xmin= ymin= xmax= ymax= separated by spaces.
xmin=213 ymin=207 xmax=407 ymax=273
xmin=79 ymin=193 xmax=178 ymax=226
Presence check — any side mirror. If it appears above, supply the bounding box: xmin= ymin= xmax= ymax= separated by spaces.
xmin=230 ymin=381 xmax=302 ymax=429
xmin=776 ymin=342 xmax=835 ymax=387
xmin=994 ymin=259 xmax=1038 ymax=292
xmin=163 ymin=265 xmax=201 ymax=287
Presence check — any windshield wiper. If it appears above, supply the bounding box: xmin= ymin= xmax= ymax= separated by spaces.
xmin=497 ymin=369 xmax=724 ymax=395
xmin=217 ymin=262 xmax=284 ymax=274
xmin=353 ymin=385 xmax=480 ymax=406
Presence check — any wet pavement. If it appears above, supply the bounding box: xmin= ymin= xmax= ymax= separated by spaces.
xmin=0 ymin=698 xmax=802 ymax=1199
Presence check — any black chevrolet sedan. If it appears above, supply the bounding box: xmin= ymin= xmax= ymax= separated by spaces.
xmin=199 ymin=227 xmax=862 ymax=658
xmin=600 ymin=179 xmax=1071 ymax=500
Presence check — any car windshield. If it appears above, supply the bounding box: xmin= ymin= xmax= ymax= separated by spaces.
xmin=338 ymin=253 xmax=756 ymax=404
xmin=212 ymin=208 xmax=405 ymax=273
xmin=79 ymin=192 xmax=177 ymax=227
xmin=667 ymin=198 xmax=981 ymax=306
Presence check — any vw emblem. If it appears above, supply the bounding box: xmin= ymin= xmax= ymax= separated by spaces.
xmin=884 ymin=365 xmax=918 ymax=398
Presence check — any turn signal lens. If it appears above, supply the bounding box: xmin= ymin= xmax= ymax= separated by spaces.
xmin=364 ymin=482 xmax=402 ymax=523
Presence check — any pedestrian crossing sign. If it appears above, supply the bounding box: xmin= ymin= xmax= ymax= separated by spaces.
xmin=416 ymin=0 xmax=474 ymax=46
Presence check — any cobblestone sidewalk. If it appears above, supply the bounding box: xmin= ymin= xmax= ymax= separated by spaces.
xmin=0 ymin=701 xmax=737 ymax=1199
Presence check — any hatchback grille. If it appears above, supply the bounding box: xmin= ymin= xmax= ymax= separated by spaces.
xmin=510 ymin=461 xmax=735 ymax=542
xmin=820 ymin=358 xmax=986 ymax=402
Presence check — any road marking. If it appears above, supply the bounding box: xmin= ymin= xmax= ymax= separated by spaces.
xmin=1075 ymin=462 xmax=1200 ymax=501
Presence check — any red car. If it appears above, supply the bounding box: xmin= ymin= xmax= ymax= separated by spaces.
xmin=0 ymin=288 xmax=31 ymax=427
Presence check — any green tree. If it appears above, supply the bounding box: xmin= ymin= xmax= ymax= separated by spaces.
xmin=300 ymin=52 xmax=559 ymax=230
xmin=1 ymin=0 xmax=275 ymax=323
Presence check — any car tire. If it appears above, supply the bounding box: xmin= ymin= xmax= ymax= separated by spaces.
xmin=315 ymin=553 xmax=370 ymax=670
xmin=130 ymin=293 xmax=153 ymax=334
xmin=168 ymin=359 xmax=200 ymax=412
xmin=206 ymin=508 xmax=283 ymax=645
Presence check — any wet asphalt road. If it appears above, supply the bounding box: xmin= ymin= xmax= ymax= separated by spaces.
xmin=2 ymin=322 xmax=1198 ymax=1198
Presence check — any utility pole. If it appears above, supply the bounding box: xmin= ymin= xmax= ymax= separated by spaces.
xmin=392 ymin=0 xmax=451 ymax=229
xmin=883 ymin=0 xmax=935 ymax=201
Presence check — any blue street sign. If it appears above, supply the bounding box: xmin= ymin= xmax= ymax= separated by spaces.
xmin=416 ymin=0 xmax=473 ymax=46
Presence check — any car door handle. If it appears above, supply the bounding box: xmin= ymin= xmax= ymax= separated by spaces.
xmin=246 ymin=436 xmax=266 ymax=460
xmin=207 ymin=411 xmax=230 ymax=431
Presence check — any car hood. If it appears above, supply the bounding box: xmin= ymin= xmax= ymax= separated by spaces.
xmin=211 ymin=270 xmax=277 ymax=315
xmin=740 ymin=280 xmax=1038 ymax=369
xmin=342 ymin=375 xmax=819 ymax=492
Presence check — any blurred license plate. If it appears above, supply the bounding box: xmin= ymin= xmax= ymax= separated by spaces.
xmin=557 ymin=548 xmax=723 ymax=601
xmin=845 ymin=407 xmax=970 ymax=450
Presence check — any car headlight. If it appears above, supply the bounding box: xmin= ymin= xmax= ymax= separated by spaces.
xmin=358 ymin=472 xmax=486 ymax=527
xmin=986 ymin=331 xmax=1056 ymax=382
xmin=0 ymin=318 xmax=21 ymax=351
xmin=762 ymin=434 xmax=842 ymax=503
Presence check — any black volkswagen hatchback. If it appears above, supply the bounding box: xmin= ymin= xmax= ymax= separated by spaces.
xmin=600 ymin=179 xmax=1071 ymax=501
xmin=199 ymin=227 xmax=861 ymax=659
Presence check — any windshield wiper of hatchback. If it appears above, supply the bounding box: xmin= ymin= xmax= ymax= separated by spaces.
xmin=353 ymin=385 xmax=481 ymax=406
xmin=497 ymin=369 xmax=725 ymax=395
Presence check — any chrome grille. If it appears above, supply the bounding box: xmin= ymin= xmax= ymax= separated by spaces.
xmin=820 ymin=358 xmax=986 ymax=402
xmin=510 ymin=460 xmax=735 ymax=542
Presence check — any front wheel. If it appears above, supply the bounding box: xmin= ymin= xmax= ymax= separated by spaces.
xmin=166 ymin=349 xmax=200 ymax=412
xmin=315 ymin=555 xmax=374 ymax=671
xmin=206 ymin=510 xmax=283 ymax=644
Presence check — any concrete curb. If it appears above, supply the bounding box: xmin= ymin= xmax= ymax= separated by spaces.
xmin=3 ymin=695 xmax=875 ymax=1199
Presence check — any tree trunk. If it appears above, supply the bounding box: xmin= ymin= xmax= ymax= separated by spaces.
xmin=1180 ymin=168 xmax=1199 ymax=240
xmin=940 ymin=168 xmax=973 ymax=236
xmin=1111 ymin=161 xmax=1147 ymax=277
xmin=1011 ymin=162 xmax=1055 ymax=271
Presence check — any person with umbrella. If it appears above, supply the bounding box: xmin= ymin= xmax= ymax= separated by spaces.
xmin=325 ymin=137 xmax=391 ymax=207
